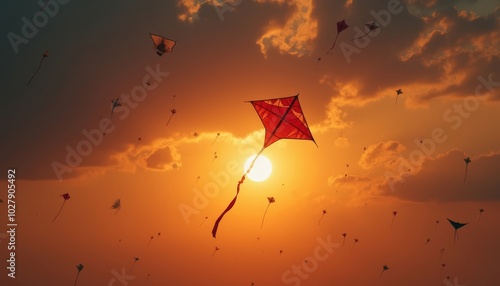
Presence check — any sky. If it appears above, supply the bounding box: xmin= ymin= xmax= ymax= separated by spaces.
xmin=1 ymin=0 xmax=500 ymax=285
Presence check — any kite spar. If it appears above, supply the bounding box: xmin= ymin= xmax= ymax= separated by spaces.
xmin=212 ymin=94 xmax=316 ymax=238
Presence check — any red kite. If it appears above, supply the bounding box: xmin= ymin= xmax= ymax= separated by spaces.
xmin=447 ymin=218 xmax=468 ymax=245
xmin=111 ymin=98 xmax=122 ymax=118
xmin=166 ymin=109 xmax=177 ymax=127
xmin=111 ymin=199 xmax=121 ymax=214
xmin=150 ymin=33 xmax=176 ymax=56
xmin=318 ymin=209 xmax=327 ymax=225
xmin=463 ymin=157 xmax=471 ymax=182
xmin=52 ymin=193 xmax=70 ymax=222
xmin=27 ymin=50 xmax=49 ymax=85
xmin=327 ymin=20 xmax=349 ymax=54
xmin=353 ymin=21 xmax=379 ymax=40
xmin=395 ymin=89 xmax=403 ymax=105
xmin=261 ymin=197 xmax=276 ymax=229
xmin=74 ymin=264 xmax=84 ymax=286
xmin=212 ymin=94 xmax=316 ymax=237
xmin=148 ymin=235 xmax=154 ymax=245
xmin=351 ymin=238 xmax=359 ymax=249
xmin=390 ymin=211 xmax=398 ymax=229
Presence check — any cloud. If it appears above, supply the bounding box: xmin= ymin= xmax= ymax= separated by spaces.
xmin=255 ymin=0 xmax=318 ymax=58
xmin=327 ymin=173 xmax=384 ymax=205
xmin=359 ymin=141 xmax=407 ymax=170
xmin=382 ymin=149 xmax=500 ymax=202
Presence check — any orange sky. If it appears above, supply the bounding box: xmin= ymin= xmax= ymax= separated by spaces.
xmin=1 ymin=0 xmax=500 ymax=285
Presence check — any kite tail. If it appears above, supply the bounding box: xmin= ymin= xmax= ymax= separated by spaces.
xmin=51 ymin=200 xmax=66 ymax=222
xmin=27 ymin=57 xmax=46 ymax=85
xmin=379 ymin=270 xmax=384 ymax=279
xmin=464 ymin=166 xmax=468 ymax=183
xmin=212 ymin=148 xmax=264 ymax=238
xmin=260 ymin=203 xmax=271 ymax=229
xmin=327 ymin=34 xmax=340 ymax=54
xmin=166 ymin=114 xmax=174 ymax=126
xmin=352 ymin=32 xmax=369 ymax=41
xmin=210 ymin=135 xmax=219 ymax=146
xmin=130 ymin=261 xmax=136 ymax=273
xmin=395 ymin=94 xmax=399 ymax=105
xmin=342 ymin=237 xmax=345 ymax=247
xmin=390 ymin=216 xmax=395 ymax=229
xmin=318 ymin=214 xmax=324 ymax=226
xmin=73 ymin=271 xmax=80 ymax=286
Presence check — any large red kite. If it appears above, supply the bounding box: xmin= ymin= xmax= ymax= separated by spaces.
xmin=212 ymin=94 xmax=316 ymax=237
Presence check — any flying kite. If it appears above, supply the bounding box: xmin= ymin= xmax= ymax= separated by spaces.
xmin=380 ymin=265 xmax=389 ymax=278
xmin=352 ymin=21 xmax=379 ymax=40
xmin=390 ymin=211 xmax=398 ymax=229
xmin=212 ymin=246 xmax=220 ymax=257
xmin=130 ymin=257 xmax=139 ymax=272
xmin=318 ymin=209 xmax=327 ymax=225
xmin=52 ymin=193 xmax=70 ymax=222
xmin=27 ymin=50 xmax=49 ymax=85
xmin=341 ymin=233 xmax=347 ymax=247
xmin=157 ymin=232 xmax=161 ymax=238
xmin=110 ymin=98 xmax=122 ymax=118
xmin=145 ymin=274 xmax=151 ymax=285
xmin=435 ymin=220 xmax=440 ymax=232
xmin=352 ymin=238 xmax=359 ymax=249
xmin=210 ymin=152 xmax=218 ymax=165
xmin=212 ymin=94 xmax=316 ymax=237
xmin=478 ymin=208 xmax=484 ymax=223
xmin=111 ymin=199 xmax=121 ymax=214
xmin=463 ymin=157 xmax=471 ymax=182
xmin=149 ymin=33 xmax=176 ymax=56
xmin=74 ymin=264 xmax=84 ymax=286
xmin=425 ymin=238 xmax=431 ymax=244
xmin=148 ymin=235 xmax=154 ymax=245
xmin=200 ymin=216 xmax=208 ymax=227
xmin=395 ymin=89 xmax=403 ymax=105
xmin=166 ymin=109 xmax=177 ymax=126
xmin=327 ymin=20 xmax=349 ymax=54
xmin=280 ymin=250 xmax=283 ymax=255
xmin=447 ymin=218 xmax=468 ymax=245
xmin=211 ymin=133 xmax=221 ymax=145
xmin=316 ymin=57 xmax=321 ymax=65
xmin=260 ymin=197 xmax=276 ymax=229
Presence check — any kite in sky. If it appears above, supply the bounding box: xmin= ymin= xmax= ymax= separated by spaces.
xmin=341 ymin=233 xmax=347 ymax=247
xmin=435 ymin=220 xmax=440 ymax=232
xmin=130 ymin=257 xmax=139 ymax=272
xmin=200 ymin=216 xmax=208 ymax=227
xmin=260 ymin=197 xmax=276 ymax=229
xmin=447 ymin=218 xmax=468 ymax=245
xmin=74 ymin=264 xmax=84 ymax=286
xmin=395 ymin=89 xmax=403 ymax=105
xmin=111 ymin=199 xmax=121 ymax=215
xmin=352 ymin=21 xmax=379 ymax=40
xmin=352 ymin=238 xmax=359 ymax=249
xmin=316 ymin=57 xmax=321 ymax=65
xmin=166 ymin=109 xmax=177 ymax=127
xmin=390 ymin=211 xmax=398 ymax=229
xmin=149 ymin=33 xmax=176 ymax=56
xmin=212 ymin=247 xmax=220 ymax=257
xmin=110 ymin=98 xmax=122 ymax=118
xmin=318 ymin=209 xmax=327 ymax=225
xmin=210 ymin=152 xmax=218 ymax=166
xmin=425 ymin=238 xmax=431 ymax=244
xmin=327 ymin=20 xmax=349 ymax=54
xmin=27 ymin=50 xmax=48 ymax=85
xmin=212 ymin=94 xmax=316 ymax=238
xmin=211 ymin=133 xmax=221 ymax=145
xmin=463 ymin=157 xmax=471 ymax=182
xmin=52 ymin=193 xmax=70 ymax=222
xmin=380 ymin=265 xmax=389 ymax=278
xmin=478 ymin=208 xmax=484 ymax=223
xmin=148 ymin=235 xmax=154 ymax=245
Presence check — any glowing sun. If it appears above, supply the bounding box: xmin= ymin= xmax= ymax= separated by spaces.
xmin=244 ymin=155 xmax=272 ymax=182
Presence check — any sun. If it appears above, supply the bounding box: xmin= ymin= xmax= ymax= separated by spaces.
xmin=244 ymin=155 xmax=272 ymax=182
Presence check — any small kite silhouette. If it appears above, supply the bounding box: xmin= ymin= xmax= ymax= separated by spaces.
xmin=478 ymin=208 xmax=484 ymax=223
xmin=211 ymin=133 xmax=221 ymax=145
xmin=353 ymin=21 xmax=379 ymax=40
xmin=210 ymin=152 xmax=218 ymax=166
xmin=395 ymin=89 xmax=403 ymax=105
xmin=390 ymin=211 xmax=398 ymax=229
xmin=27 ymin=50 xmax=49 ymax=85
xmin=52 ymin=193 xmax=70 ymax=222
xmin=380 ymin=265 xmax=389 ymax=278
xmin=447 ymin=218 xmax=468 ymax=245
xmin=130 ymin=257 xmax=139 ymax=272
xmin=212 ymin=246 xmax=220 ymax=257
xmin=150 ymin=33 xmax=176 ymax=56
xmin=341 ymin=233 xmax=347 ymax=247
xmin=260 ymin=197 xmax=276 ymax=229
xmin=111 ymin=199 xmax=121 ymax=214
xmin=463 ymin=157 xmax=471 ymax=182
xmin=351 ymin=238 xmax=359 ymax=249
xmin=74 ymin=264 xmax=84 ymax=286
xmin=327 ymin=20 xmax=349 ymax=54
xmin=200 ymin=216 xmax=208 ymax=227
xmin=318 ymin=209 xmax=327 ymax=225
xmin=166 ymin=109 xmax=177 ymax=126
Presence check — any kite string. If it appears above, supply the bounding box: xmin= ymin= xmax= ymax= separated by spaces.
xmin=52 ymin=200 xmax=66 ymax=222
xmin=260 ymin=203 xmax=271 ymax=229
xmin=27 ymin=57 xmax=46 ymax=85
xmin=211 ymin=147 xmax=265 ymax=238
xmin=73 ymin=271 xmax=80 ymax=286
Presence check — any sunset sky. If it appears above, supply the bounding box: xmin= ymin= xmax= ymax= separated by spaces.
xmin=1 ymin=0 xmax=500 ymax=285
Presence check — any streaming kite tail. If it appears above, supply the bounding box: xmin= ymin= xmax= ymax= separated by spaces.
xmin=464 ymin=166 xmax=468 ymax=183
xmin=342 ymin=237 xmax=345 ymax=247
xmin=395 ymin=94 xmax=399 ymax=105
xmin=478 ymin=214 xmax=482 ymax=224
xmin=260 ymin=203 xmax=271 ymax=229
xmin=27 ymin=57 xmax=46 ymax=85
xmin=51 ymin=200 xmax=66 ymax=222
xmin=166 ymin=114 xmax=174 ymax=126
xmin=73 ymin=271 xmax=80 ymax=286
xmin=129 ymin=261 xmax=136 ymax=273
xmin=352 ymin=32 xmax=369 ymax=41
xmin=318 ymin=215 xmax=324 ymax=226
xmin=210 ymin=135 xmax=219 ymax=146
xmin=390 ymin=217 xmax=395 ymax=229
xmin=212 ymin=148 xmax=264 ymax=238
xmin=326 ymin=34 xmax=340 ymax=54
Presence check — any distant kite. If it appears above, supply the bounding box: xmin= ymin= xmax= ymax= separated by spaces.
xmin=212 ymin=246 xmax=220 ymax=257
xmin=327 ymin=20 xmax=349 ymax=54
xmin=318 ymin=209 xmax=327 ymax=225
xmin=111 ymin=199 xmax=121 ymax=214
xmin=149 ymin=33 xmax=176 ymax=56
xmin=395 ymin=89 xmax=403 ymax=105
xmin=352 ymin=238 xmax=359 ymax=249
xmin=212 ymin=94 xmax=316 ymax=237
xmin=425 ymin=238 xmax=431 ymax=245
xmin=27 ymin=50 xmax=49 ymax=85
xmin=280 ymin=250 xmax=283 ymax=255
xmin=341 ymin=233 xmax=347 ymax=247
xmin=210 ymin=152 xmax=218 ymax=165
xmin=148 ymin=235 xmax=154 ymax=245
xmin=390 ymin=211 xmax=398 ymax=229
xmin=166 ymin=109 xmax=177 ymax=127
xmin=211 ymin=133 xmax=221 ymax=146
xmin=380 ymin=265 xmax=389 ymax=278
xmin=353 ymin=21 xmax=379 ymax=40
xmin=478 ymin=208 xmax=484 ymax=223
xmin=447 ymin=218 xmax=468 ymax=245
xmin=316 ymin=57 xmax=321 ymax=65
xmin=110 ymin=98 xmax=122 ymax=118
xmin=463 ymin=157 xmax=471 ymax=182
xmin=52 ymin=193 xmax=70 ymax=222
xmin=74 ymin=264 xmax=84 ymax=286
xmin=200 ymin=216 xmax=208 ymax=227
xmin=260 ymin=197 xmax=276 ymax=229
xmin=130 ymin=257 xmax=139 ymax=272
xmin=435 ymin=220 xmax=440 ymax=232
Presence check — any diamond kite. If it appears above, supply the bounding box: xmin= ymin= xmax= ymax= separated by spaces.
xmin=327 ymin=20 xmax=349 ymax=54
xmin=52 ymin=193 xmax=70 ymax=222
xmin=150 ymin=33 xmax=176 ymax=56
